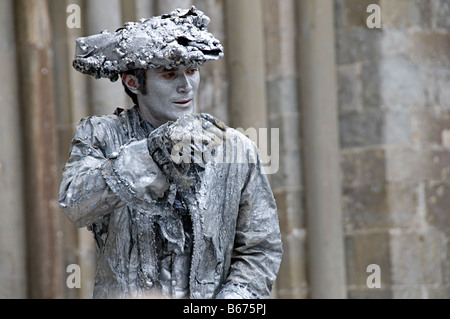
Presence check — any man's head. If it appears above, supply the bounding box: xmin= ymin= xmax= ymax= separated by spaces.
xmin=72 ymin=6 xmax=221 ymax=126
xmin=73 ymin=7 xmax=223 ymax=81
xmin=122 ymin=65 xmax=200 ymax=127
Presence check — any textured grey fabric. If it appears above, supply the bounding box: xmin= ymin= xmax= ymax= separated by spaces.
xmin=59 ymin=107 xmax=282 ymax=299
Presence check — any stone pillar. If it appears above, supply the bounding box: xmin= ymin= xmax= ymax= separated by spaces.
xmin=224 ymin=0 xmax=267 ymax=132
xmin=134 ymin=0 xmax=156 ymax=20
xmin=86 ymin=0 xmax=127 ymax=115
xmin=195 ymin=0 xmax=229 ymax=123
xmin=0 ymin=0 xmax=27 ymax=298
xmin=155 ymin=0 xmax=193 ymax=15
xmin=15 ymin=0 xmax=64 ymax=298
xmin=297 ymin=0 xmax=347 ymax=298
xmin=263 ymin=0 xmax=307 ymax=298
xmin=51 ymin=0 xmax=97 ymax=298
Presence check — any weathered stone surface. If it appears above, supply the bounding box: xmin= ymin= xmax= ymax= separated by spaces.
xmin=410 ymin=32 xmax=450 ymax=65
xmin=425 ymin=181 xmax=450 ymax=232
xmin=345 ymin=231 xmax=391 ymax=287
xmin=343 ymin=182 xmax=417 ymax=231
xmin=386 ymin=147 xmax=450 ymax=183
xmin=267 ymin=77 xmax=300 ymax=116
xmin=271 ymin=150 xmax=302 ymax=190
xmin=341 ymin=147 xmax=386 ymax=187
xmin=337 ymin=63 xmax=363 ymax=114
xmin=380 ymin=58 xmax=428 ymax=108
xmin=276 ymin=232 xmax=308 ymax=299
xmin=436 ymin=68 xmax=450 ymax=108
xmin=390 ymin=229 xmax=444 ymax=285
xmin=381 ymin=0 xmax=432 ymax=29
xmin=360 ymin=62 xmax=382 ymax=109
xmin=411 ymin=107 xmax=450 ymax=147
xmin=432 ymin=0 xmax=450 ymax=29
xmin=339 ymin=109 xmax=384 ymax=148
xmin=335 ymin=27 xmax=382 ymax=65
xmin=335 ymin=0 xmax=381 ymax=29
xmin=274 ymin=188 xmax=304 ymax=233
xmin=347 ymin=288 xmax=393 ymax=299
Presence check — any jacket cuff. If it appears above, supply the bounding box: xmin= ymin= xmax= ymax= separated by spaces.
xmin=101 ymin=159 xmax=160 ymax=215
xmin=216 ymin=283 xmax=259 ymax=299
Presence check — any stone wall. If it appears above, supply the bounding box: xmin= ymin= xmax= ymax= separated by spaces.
xmin=336 ymin=0 xmax=450 ymax=298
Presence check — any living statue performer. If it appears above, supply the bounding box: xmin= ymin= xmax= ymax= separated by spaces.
xmin=59 ymin=6 xmax=282 ymax=299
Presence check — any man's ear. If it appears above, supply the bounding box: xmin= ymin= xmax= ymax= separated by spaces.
xmin=122 ymin=73 xmax=140 ymax=94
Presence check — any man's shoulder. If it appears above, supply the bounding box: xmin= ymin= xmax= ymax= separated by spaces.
xmin=225 ymin=127 xmax=258 ymax=149
xmin=77 ymin=107 xmax=132 ymax=128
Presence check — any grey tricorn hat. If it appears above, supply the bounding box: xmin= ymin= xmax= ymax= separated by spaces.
xmin=73 ymin=6 xmax=224 ymax=82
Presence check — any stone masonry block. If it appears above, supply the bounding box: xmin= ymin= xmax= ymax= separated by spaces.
xmin=436 ymin=67 xmax=450 ymax=108
xmin=380 ymin=58 xmax=428 ymax=108
xmin=426 ymin=286 xmax=450 ymax=299
xmin=342 ymin=181 xmax=417 ymax=231
xmin=274 ymin=188 xmax=304 ymax=234
xmin=432 ymin=0 xmax=450 ymax=29
xmin=385 ymin=146 xmax=450 ymax=183
xmin=411 ymin=32 xmax=450 ymax=65
xmin=267 ymin=77 xmax=300 ymax=116
xmin=425 ymin=181 xmax=450 ymax=233
xmin=345 ymin=231 xmax=391 ymax=287
xmin=341 ymin=146 xmax=386 ymax=188
xmin=337 ymin=63 xmax=363 ymax=114
xmin=339 ymin=109 xmax=384 ymax=148
xmin=268 ymin=110 xmax=301 ymax=154
xmin=360 ymin=61 xmax=382 ymax=109
xmin=271 ymin=150 xmax=302 ymax=190
xmin=336 ymin=27 xmax=382 ymax=65
xmin=347 ymin=287 xmax=393 ymax=299
xmin=264 ymin=6 xmax=297 ymax=81
xmin=390 ymin=229 xmax=444 ymax=285
xmin=382 ymin=106 xmax=413 ymax=145
xmin=276 ymin=233 xmax=308 ymax=298
xmin=380 ymin=0 xmax=432 ymax=29
xmin=342 ymin=0 xmax=381 ymax=29
xmin=411 ymin=107 xmax=450 ymax=147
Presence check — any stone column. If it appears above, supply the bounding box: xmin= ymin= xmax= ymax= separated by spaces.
xmin=263 ymin=0 xmax=307 ymax=298
xmin=155 ymin=0 xmax=193 ymax=15
xmin=15 ymin=0 xmax=64 ymax=298
xmin=86 ymin=0 xmax=127 ymax=115
xmin=0 ymin=0 xmax=27 ymax=298
xmin=194 ymin=0 xmax=229 ymax=123
xmin=224 ymin=0 xmax=267 ymax=132
xmin=297 ymin=0 xmax=347 ymax=298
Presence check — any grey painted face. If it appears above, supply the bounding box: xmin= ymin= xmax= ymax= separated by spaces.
xmin=137 ymin=66 xmax=200 ymax=127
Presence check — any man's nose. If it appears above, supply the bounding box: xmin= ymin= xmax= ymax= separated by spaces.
xmin=177 ymin=73 xmax=192 ymax=93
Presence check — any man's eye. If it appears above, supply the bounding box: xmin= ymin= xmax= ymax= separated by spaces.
xmin=186 ymin=68 xmax=198 ymax=75
xmin=162 ymin=72 xmax=176 ymax=79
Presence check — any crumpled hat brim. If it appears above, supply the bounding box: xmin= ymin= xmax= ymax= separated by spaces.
xmin=73 ymin=6 xmax=224 ymax=81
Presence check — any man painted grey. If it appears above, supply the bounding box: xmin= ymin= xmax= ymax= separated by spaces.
xmin=59 ymin=6 xmax=282 ymax=299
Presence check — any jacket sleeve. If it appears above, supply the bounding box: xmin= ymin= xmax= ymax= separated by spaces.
xmin=59 ymin=116 xmax=168 ymax=228
xmin=216 ymin=144 xmax=283 ymax=299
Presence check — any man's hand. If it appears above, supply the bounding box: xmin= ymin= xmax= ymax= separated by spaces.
xmin=169 ymin=113 xmax=227 ymax=163
xmin=147 ymin=113 xmax=227 ymax=191
xmin=113 ymin=139 xmax=170 ymax=201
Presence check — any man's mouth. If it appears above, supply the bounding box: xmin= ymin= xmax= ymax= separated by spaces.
xmin=173 ymin=99 xmax=192 ymax=105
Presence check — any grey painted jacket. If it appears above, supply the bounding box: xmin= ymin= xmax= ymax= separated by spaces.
xmin=59 ymin=106 xmax=282 ymax=299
